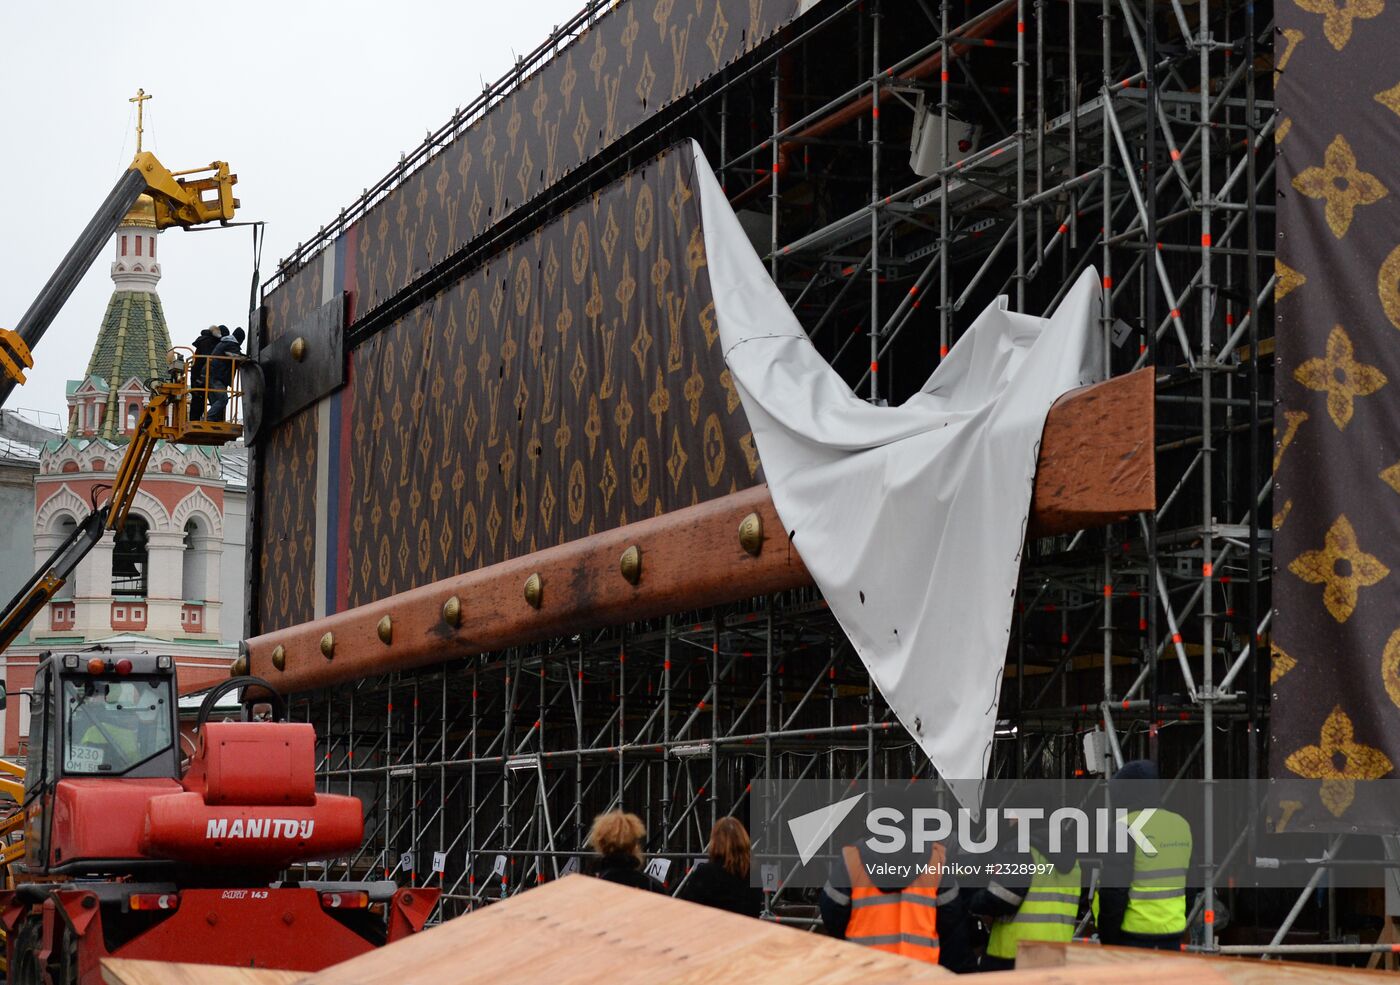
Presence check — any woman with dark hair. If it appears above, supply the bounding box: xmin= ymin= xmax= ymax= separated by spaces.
xmin=676 ymin=816 xmax=764 ymax=916
xmin=587 ymin=810 xmax=664 ymax=892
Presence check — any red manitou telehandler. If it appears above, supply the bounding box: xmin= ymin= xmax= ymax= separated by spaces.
xmin=0 ymin=665 xmax=437 ymax=983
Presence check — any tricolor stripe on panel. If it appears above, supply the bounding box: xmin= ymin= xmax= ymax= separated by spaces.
xmin=313 ymin=226 xmax=361 ymax=618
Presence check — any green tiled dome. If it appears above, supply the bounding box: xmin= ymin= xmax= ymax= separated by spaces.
xmin=69 ymin=291 xmax=173 ymax=441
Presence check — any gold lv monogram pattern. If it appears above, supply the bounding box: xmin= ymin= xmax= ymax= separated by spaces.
xmin=1291 ymin=325 xmax=1387 ymax=430
xmin=338 ymin=146 xmax=758 ymax=606
xmin=1291 ymin=134 xmax=1388 ymax=238
xmin=1292 ymin=0 xmax=1383 ymax=50
xmin=1287 ymin=514 xmax=1389 ymax=623
xmin=1276 ymin=258 xmax=1307 ymax=301
xmin=1285 ymin=705 xmax=1393 ymax=816
xmin=1382 ymin=629 xmax=1400 ymax=709
xmin=257 ymin=406 xmax=318 ymax=631
xmin=1378 ymin=243 xmax=1400 ymax=330
xmin=1271 ymin=643 xmax=1299 ymax=684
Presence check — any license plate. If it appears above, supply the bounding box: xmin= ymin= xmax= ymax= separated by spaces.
xmin=66 ymin=744 xmax=103 ymax=769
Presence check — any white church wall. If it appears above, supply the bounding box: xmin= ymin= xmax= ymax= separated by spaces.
xmin=219 ymin=487 xmax=246 ymax=643
xmin=0 ymin=462 xmax=37 ymax=607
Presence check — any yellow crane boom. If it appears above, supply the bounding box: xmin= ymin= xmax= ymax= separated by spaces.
xmin=0 ymin=150 xmax=239 ymax=408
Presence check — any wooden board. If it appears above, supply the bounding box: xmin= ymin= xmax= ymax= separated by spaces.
xmin=101 ymin=959 xmax=305 ymax=985
xmin=247 ymin=370 xmax=1154 ymax=694
xmin=298 ymin=875 xmax=951 ymax=985
xmin=1015 ymin=941 xmax=1396 ymax=983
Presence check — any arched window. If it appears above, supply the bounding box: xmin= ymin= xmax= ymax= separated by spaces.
xmin=54 ymin=516 xmax=77 ymax=600
xmin=112 ymin=516 xmax=149 ymax=597
xmin=126 ymin=403 xmax=139 ymax=432
xmin=182 ymin=518 xmax=211 ymax=602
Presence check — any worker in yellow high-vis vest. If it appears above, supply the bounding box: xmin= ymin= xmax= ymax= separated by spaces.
xmin=1093 ymin=760 xmax=1193 ymax=950
xmin=970 ymin=817 xmax=1084 ymax=970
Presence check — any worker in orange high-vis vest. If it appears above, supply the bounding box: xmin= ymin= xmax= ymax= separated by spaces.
xmin=819 ymin=787 xmax=974 ymax=971
xmin=842 ymin=841 xmax=946 ymax=961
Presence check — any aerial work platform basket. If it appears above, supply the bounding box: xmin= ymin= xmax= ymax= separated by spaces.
xmin=160 ymin=347 xmax=244 ymax=446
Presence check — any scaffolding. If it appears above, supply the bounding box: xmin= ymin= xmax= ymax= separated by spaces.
xmin=265 ymin=0 xmax=1361 ymax=959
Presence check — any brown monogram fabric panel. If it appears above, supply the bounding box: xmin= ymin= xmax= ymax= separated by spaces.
xmin=341 ymin=146 xmax=761 ymax=607
xmin=264 ymin=0 xmax=803 ymax=344
xmin=256 ymin=405 xmax=318 ymax=633
xmin=1273 ymin=0 xmax=1400 ymax=831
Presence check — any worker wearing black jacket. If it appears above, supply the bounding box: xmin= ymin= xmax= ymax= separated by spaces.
xmin=1092 ymin=760 xmax=1193 ymax=950
xmin=188 ymin=325 xmax=221 ymax=420
xmin=968 ymin=816 xmax=1084 ymax=971
xmin=204 ymin=327 xmax=244 ymax=422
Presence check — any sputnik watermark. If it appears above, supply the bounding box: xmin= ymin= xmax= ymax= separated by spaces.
xmin=787 ymin=801 xmax=1159 ymax=866
xmin=865 ymin=807 xmax=1159 ymax=856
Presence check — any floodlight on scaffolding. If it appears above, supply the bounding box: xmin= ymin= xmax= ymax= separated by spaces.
xmin=908 ymin=92 xmax=982 ymax=178
xmin=506 ymin=754 xmax=541 ymax=772
xmin=671 ymin=742 xmax=713 ymax=759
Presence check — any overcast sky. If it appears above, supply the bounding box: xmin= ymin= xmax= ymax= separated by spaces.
xmin=0 ymin=0 xmax=587 ymax=426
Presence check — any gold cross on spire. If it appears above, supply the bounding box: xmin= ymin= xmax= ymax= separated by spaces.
xmin=129 ymin=88 xmax=152 ymax=153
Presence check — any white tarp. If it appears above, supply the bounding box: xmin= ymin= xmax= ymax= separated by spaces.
xmin=690 ymin=141 xmax=1102 ymax=804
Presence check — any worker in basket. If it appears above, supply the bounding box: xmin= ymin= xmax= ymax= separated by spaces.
xmin=188 ymin=325 xmax=222 ymax=420
xmin=204 ymin=326 xmax=245 ymax=422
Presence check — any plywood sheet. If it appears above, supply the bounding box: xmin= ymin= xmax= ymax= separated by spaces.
xmin=983 ymin=959 xmax=1229 ymax=984
xmin=1015 ymin=941 xmax=1394 ymax=984
xmin=301 ymin=875 xmax=950 ymax=985
xmin=101 ymin=958 xmax=304 ymax=985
